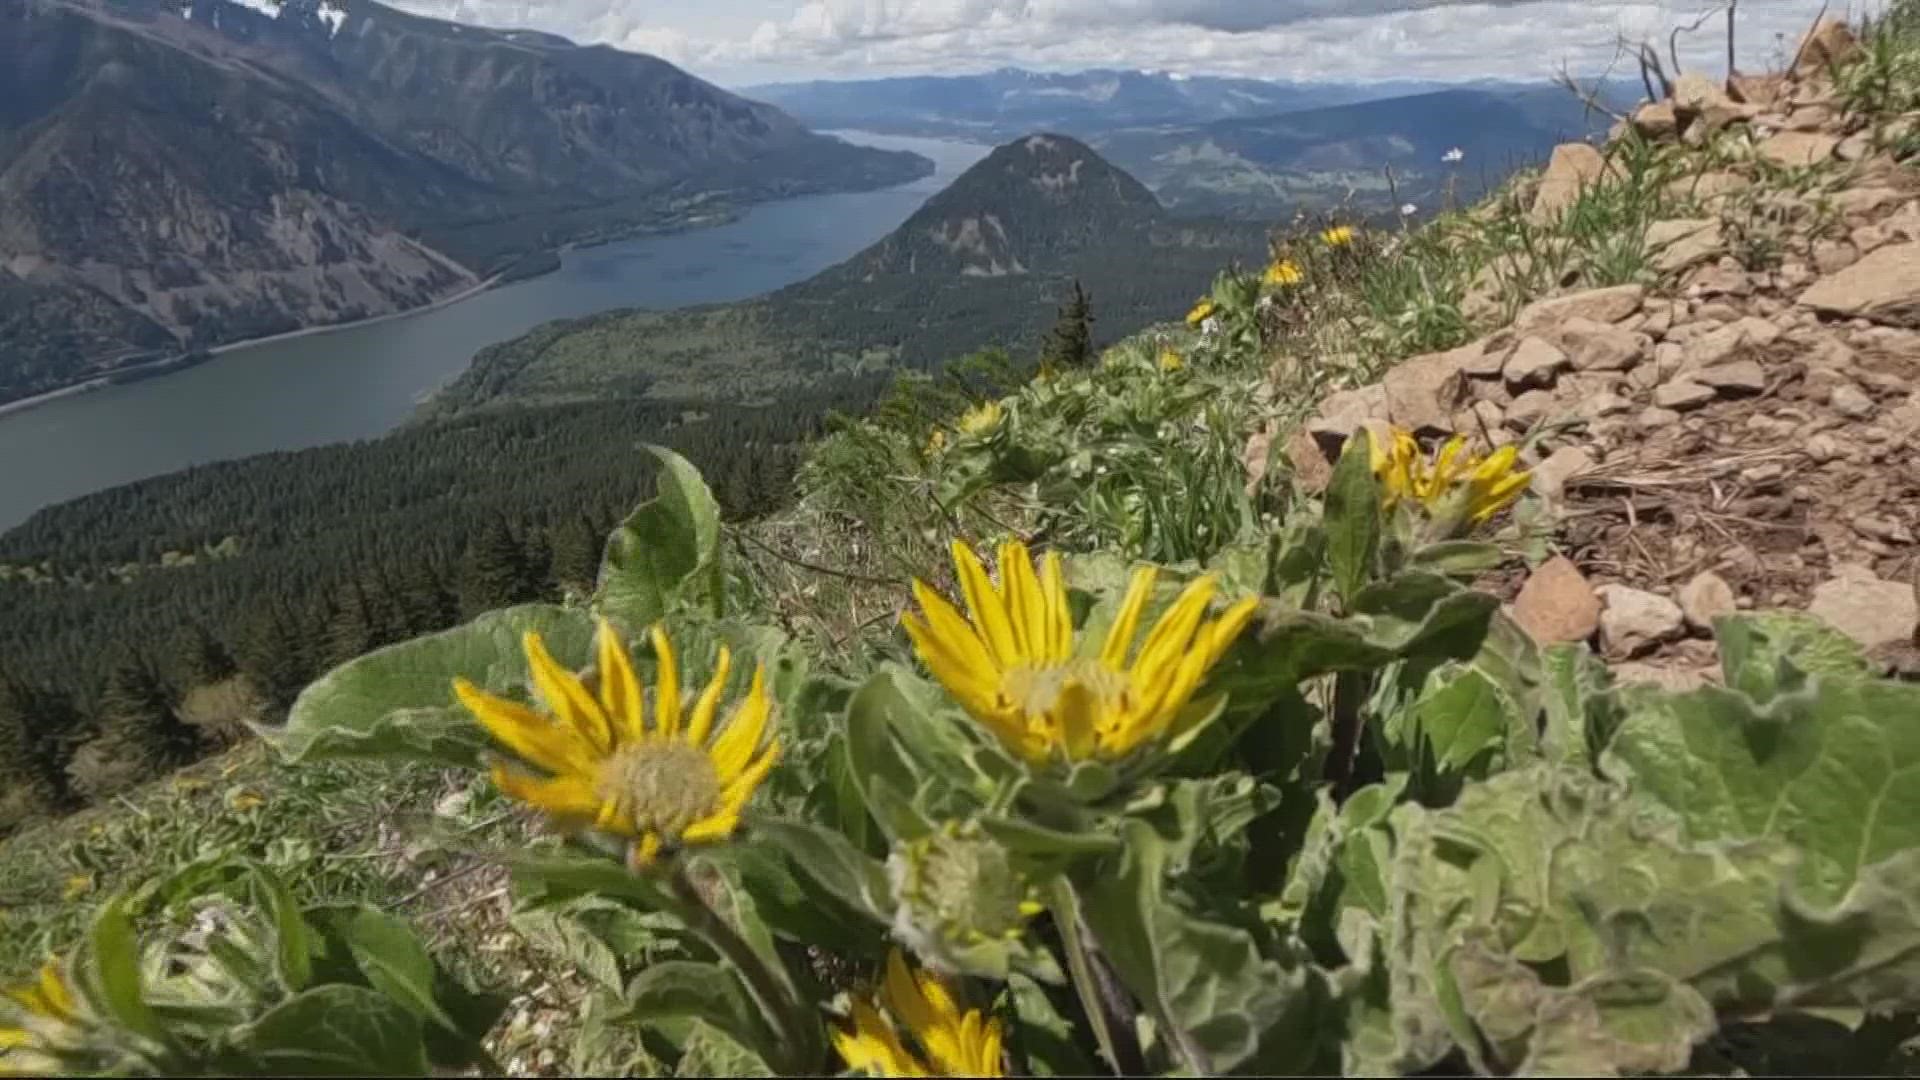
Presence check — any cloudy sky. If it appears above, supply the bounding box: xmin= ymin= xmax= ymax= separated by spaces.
xmin=388 ymin=0 xmax=1874 ymax=87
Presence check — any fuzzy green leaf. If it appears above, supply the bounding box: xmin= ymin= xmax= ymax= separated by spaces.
xmin=1715 ymin=610 xmax=1872 ymax=702
xmin=270 ymin=604 xmax=594 ymax=766
xmin=241 ymin=984 xmax=429 ymax=1076
xmin=1325 ymin=433 xmax=1383 ymax=608
xmin=334 ymin=907 xmax=459 ymax=1034
xmin=747 ymin=817 xmax=893 ymax=924
xmin=82 ymin=895 xmax=166 ymax=1043
xmin=595 ymin=445 xmax=724 ymax=627
xmin=623 ymin=961 xmax=780 ymax=1066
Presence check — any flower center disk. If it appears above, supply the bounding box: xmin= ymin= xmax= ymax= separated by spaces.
xmin=597 ymin=740 xmax=723 ymax=838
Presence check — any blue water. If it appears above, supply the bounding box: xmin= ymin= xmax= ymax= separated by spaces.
xmin=0 ymin=132 xmax=988 ymax=531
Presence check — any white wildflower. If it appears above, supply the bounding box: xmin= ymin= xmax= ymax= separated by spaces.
xmin=1442 ymin=147 xmax=1464 ymax=164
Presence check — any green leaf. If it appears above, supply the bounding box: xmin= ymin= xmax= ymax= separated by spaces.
xmin=1601 ymin=674 xmax=1920 ymax=905
xmin=1407 ymin=666 xmax=1509 ymax=773
xmin=978 ymin=815 xmax=1122 ymax=858
xmin=1075 ymin=817 xmax=1327 ymax=1074
xmin=1539 ymin=643 xmax=1616 ymax=770
xmin=241 ymin=984 xmax=429 ymax=1076
xmin=747 ymin=818 xmax=893 ymax=924
xmin=335 ymin=907 xmax=459 ymax=1033
xmin=1007 ymin=972 xmax=1099 ymax=1077
xmin=1353 ymin=572 xmax=1499 ymax=661
xmin=595 ymin=445 xmax=724 ymax=626
xmin=1407 ymin=540 xmax=1505 ymax=579
xmin=248 ymin=865 xmax=314 ymax=993
xmin=269 ymin=603 xmax=594 ymax=766
xmin=842 ymin=671 xmax=938 ymax=842
xmin=507 ymin=850 xmax=686 ymax=919
xmin=1325 ymin=432 xmax=1383 ymax=608
xmin=82 ymin=894 xmax=165 ymax=1043
xmin=1715 ymin=610 xmax=1871 ymax=702
xmin=623 ymin=961 xmax=780 ymax=1065
xmin=512 ymin=907 xmax=627 ymax=996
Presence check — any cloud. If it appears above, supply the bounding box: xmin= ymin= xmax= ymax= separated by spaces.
xmin=382 ymin=0 xmax=1863 ymax=85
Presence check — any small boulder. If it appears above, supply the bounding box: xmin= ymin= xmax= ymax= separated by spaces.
xmin=1306 ymin=384 xmax=1391 ymax=454
xmin=1632 ymin=100 xmax=1679 ymax=139
xmin=1637 ymin=406 xmax=1682 ymax=430
xmin=1798 ymin=243 xmax=1920 ymax=328
xmin=1610 ymin=663 xmax=1714 ymax=693
xmin=1504 ymin=336 xmax=1572 ymax=390
xmin=1597 ymin=583 xmax=1686 ymax=656
xmin=1557 ymin=317 xmax=1646 ymax=371
xmin=1679 ymin=323 xmax=1751 ymax=371
xmin=1503 ymin=389 xmax=1555 ymax=430
xmin=1529 ymin=143 xmax=1619 ymax=223
xmin=1284 ymin=428 xmax=1334 ymax=494
xmin=1514 ymin=285 xmax=1645 ymax=333
xmin=1692 ymin=359 xmax=1768 ymax=395
xmin=1653 ymin=379 xmax=1717 ymax=410
xmin=1531 ymin=446 xmax=1595 ymax=503
xmin=1646 ymin=218 xmax=1726 ymax=273
xmin=1511 ymin=556 xmax=1603 ymax=645
xmin=1807 ymin=565 xmax=1918 ymax=650
xmin=1678 ymin=571 xmax=1737 ymax=632
xmin=1794 ymin=17 xmax=1862 ymax=79
xmin=1758 ymin=130 xmax=1840 ymax=168
xmin=1663 ymin=170 xmax=1750 ymax=205
xmin=1672 ymin=72 xmax=1758 ymax=134
xmin=1384 ymin=349 xmax=1474 ymax=435
xmin=1830 ymin=382 xmax=1876 ymax=419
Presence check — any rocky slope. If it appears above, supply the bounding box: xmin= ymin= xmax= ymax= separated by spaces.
xmin=0 ymin=0 xmax=931 ymax=406
xmin=1269 ymin=19 xmax=1920 ymax=687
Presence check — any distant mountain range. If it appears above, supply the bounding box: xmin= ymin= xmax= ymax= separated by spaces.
xmin=0 ymin=0 xmax=931 ymax=408
xmin=424 ymin=134 xmax=1272 ymax=417
xmin=746 ymin=67 xmax=1641 ymax=221
xmin=742 ymin=68 xmax=1474 ymax=141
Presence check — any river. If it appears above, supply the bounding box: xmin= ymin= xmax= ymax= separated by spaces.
xmin=0 ymin=132 xmax=989 ymax=533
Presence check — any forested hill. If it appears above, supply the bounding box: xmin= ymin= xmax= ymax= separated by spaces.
xmin=0 ymin=0 xmax=931 ymax=408
xmin=419 ymin=134 xmax=1271 ymax=417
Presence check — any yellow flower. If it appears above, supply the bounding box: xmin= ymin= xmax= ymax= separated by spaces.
xmin=1262 ymin=260 xmax=1304 ymax=287
xmin=957 ymin=401 xmax=1004 ymax=437
xmin=227 ymin=789 xmax=266 ymax=812
xmin=1185 ymin=298 xmax=1216 ymax=327
xmin=0 ymin=959 xmax=80 ymax=1068
xmin=903 ymin=541 xmax=1258 ymax=766
xmin=1321 ymin=224 xmax=1356 ymax=247
xmin=1157 ymin=349 xmax=1184 ymax=373
xmin=926 ymin=428 xmax=948 ymax=456
xmin=60 ymin=875 xmax=93 ymax=902
xmin=832 ymin=950 xmax=1004 ymax=1078
xmin=452 ymin=619 xmax=779 ymax=868
xmin=1367 ymin=427 xmax=1531 ymax=533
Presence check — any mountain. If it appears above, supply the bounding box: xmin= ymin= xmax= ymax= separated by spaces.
xmin=822 ymin=134 xmax=1165 ymax=281
xmin=0 ymin=0 xmax=932 ymax=408
xmin=422 ymin=134 xmax=1269 ymax=417
xmin=1091 ymin=84 xmax=1640 ymax=220
xmin=742 ymin=67 xmax=1467 ymax=141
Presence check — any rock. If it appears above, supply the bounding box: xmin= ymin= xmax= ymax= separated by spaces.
xmin=1647 ymin=218 xmax=1726 ymax=273
xmin=1678 ymin=571 xmax=1737 ymax=632
xmin=1808 ymin=565 xmax=1918 ymax=650
xmin=1306 ymin=384 xmax=1391 ymax=452
xmin=1641 ymin=304 xmax=1675 ymax=338
xmin=1637 ymin=406 xmax=1682 ymax=430
xmin=1514 ymin=285 xmax=1645 ymax=334
xmin=1679 ymin=323 xmax=1751 ymax=371
xmin=1852 ymin=223 xmax=1891 ymax=254
xmin=1664 ymin=170 xmax=1750 ymax=205
xmin=1597 ymin=583 xmax=1686 ymax=656
xmin=1610 ymin=663 xmax=1714 ymax=693
xmin=1837 ymin=131 xmax=1874 ymax=161
xmin=1448 ymin=339 xmax=1505 ymax=379
xmin=1729 ymin=72 xmax=1787 ymax=107
xmin=1758 ymin=129 xmax=1840 ymax=168
xmin=1383 ymin=349 xmax=1473 ymax=435
xmin=1578 ymin=391 xmax=1634 ymax=420
xmin=1833 ymin=186 xmax=1905 ymax=216
xmin=1632 ymin=100 xmax=1679 ymax=139
xmin=1855 ymin=514 xmax=1917 ymax=544
xmin=1503 ymin=389 xmax=1555 ymax=430
xmin=1735 ymin=316 xmax=1781 ymax=348
xmin=1687 ymin=264 xmax=1753 ymax=297
xmin=1673 ymin=72 xmax=1758 ymax=134
xmin=1692 ymin=359 xmax=1768 ymax=395
xmin=1812 ymin=239 xmax=1859 ymax=274
xmin=1653 ymin=379 xmax=1717 ymax=410
xmin=1504 ymin=336 xmax=1571 ymax=390
xmin=1531 ymin=446 xmax=1595 ymax=502
xmin=1804 ymin=432 xmax=1843 ymax=462
xmin=1831 ymin=382 xmax=1876 ymax=418
xmin=1529 ymin=142 xmax=1618 ymax=223
xmin=1283 ymin=428 xmax=1333 ymax=494
xmin=1798 ymin=243 xmax=1920 ymax=327
xmin=1511 ymin=556 xmax=1602 ymax=645
xmin=1794 ymin=17 xmax=1862 ymax=79
xmin=1653 ymin=341 xmax=1686 ymax=377
xmin=1556 ymin=317 xmax=1645 ymax=371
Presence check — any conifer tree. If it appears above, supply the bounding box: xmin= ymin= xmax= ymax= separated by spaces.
xmin=0 ymin=676 xmax=55 ymax=821
xmin=327 ymin=576 xmax=378 ymax=668
xmin=1041 ymin=280 xmax=1096 ymax=370
xmin=174 ymin=623 xmax=239 ymax=686
xmin=553 ymin=515 xmax=603 ymax=597
xmin=94 ymin=654 xmax=203 ymax=779
xmin=460 ymin=516 xmax=535 ymax=618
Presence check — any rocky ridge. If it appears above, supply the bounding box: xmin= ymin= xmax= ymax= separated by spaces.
xmin=1264 ymin=17 xmax=1920 ymax=688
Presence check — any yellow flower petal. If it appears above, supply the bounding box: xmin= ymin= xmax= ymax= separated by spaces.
xmin=685 ymin=645 xmax=732 ymax=747
xmin=523 ymin=632 xmax=613 ymax=754
xmin=707 ymin=665 xmax=770 ymax=783
xmin=454 ymin=679 xmax=593 ymax=777
xmin=1100 ymin=565 xmax=1158 ymax=668
xmin=650 ymin=625 xmax=683 ymax=739
xmin=952 ymin=542 xmax=1020 ymax=668
xmin=595 ymin=618 xmax=645 ymax=743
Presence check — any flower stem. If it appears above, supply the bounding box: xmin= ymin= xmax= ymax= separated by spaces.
xmin=1047 ymin=878 xmax=1146 ymax=1077
xmin=666 ymin=861 xmax=820 ymax=1074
